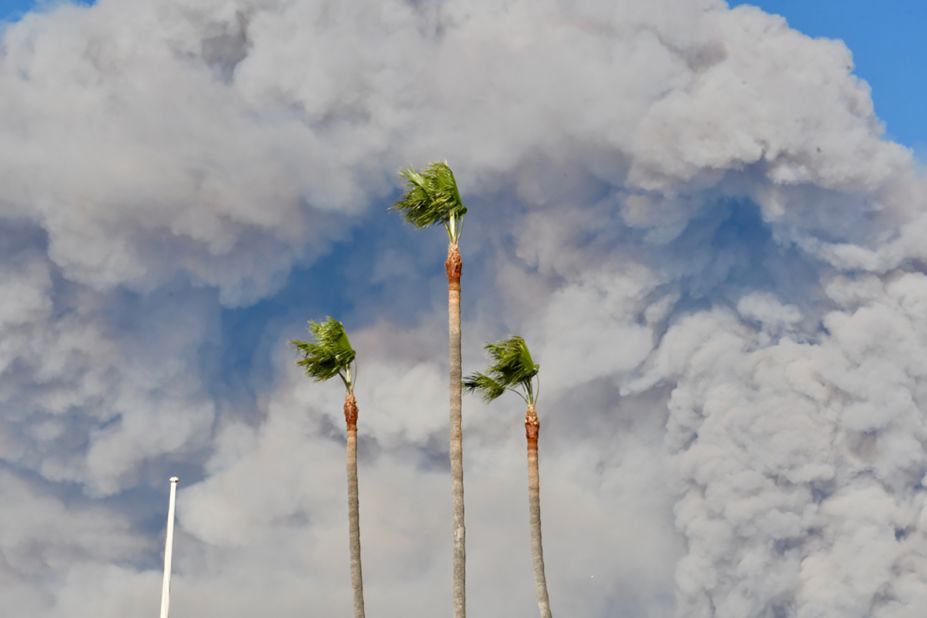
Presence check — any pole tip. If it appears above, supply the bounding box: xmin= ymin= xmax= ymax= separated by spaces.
xmin=169 ymin=476 xmax=180 ymax=484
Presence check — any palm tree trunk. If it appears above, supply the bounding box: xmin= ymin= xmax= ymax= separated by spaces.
xmin=526 ymin=406 xmax=552 ymax=618
xmin=344 ymin=393 xmax=366 ymax=618
xmin=446 ymin=242 xmax=466 ymax=618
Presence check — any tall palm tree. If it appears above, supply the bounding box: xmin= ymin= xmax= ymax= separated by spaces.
xmin=291 ymin=318 xmax=365 ymax=618
xmin=464 ymin=336 xmax=553 ymax=618
xmin=393 ymin=161 xmax=468 ymax=618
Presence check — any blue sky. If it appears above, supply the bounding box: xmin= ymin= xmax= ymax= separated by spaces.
xmin=0 ymin=0 xmax=67 ymax=20
xmin=0 ymin=0 xmax=90 ymax=20
xmin=0 ymin=0 xmax=34 ymax=20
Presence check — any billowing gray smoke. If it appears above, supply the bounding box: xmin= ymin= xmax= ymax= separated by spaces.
xmin=0 ymin=0 xmax=925 ymax=616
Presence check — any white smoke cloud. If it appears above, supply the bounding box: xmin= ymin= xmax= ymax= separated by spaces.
xmin=1 ymin=0 xmax=926 ymax=616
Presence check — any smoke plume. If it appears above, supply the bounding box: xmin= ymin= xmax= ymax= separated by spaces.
xmin=0 ymin=0 xmax=925 ymax=615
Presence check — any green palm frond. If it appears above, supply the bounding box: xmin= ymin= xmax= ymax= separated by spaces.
xmin=484 ymin=336 xmax=539 ymax=385
xmin=465 ymin=336 xmax=540 ymax=405
xmin=393 ymin=162 xmax=467 ymax=241
xmin=291 ymin=317 xmax=357 ymax=390
xmin=463 ymin=372 xmax=506 ymax=402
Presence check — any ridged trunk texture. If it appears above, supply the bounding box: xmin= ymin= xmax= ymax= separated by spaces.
xmin=344 ymin=393 xmax=366 ymax=618
xmin=526 ymin=406 xmax=552 ymax=618
xmin=446 ymin=243 xmax=466 ymax=618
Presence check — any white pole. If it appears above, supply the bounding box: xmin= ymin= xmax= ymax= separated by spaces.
xmin=159 ymin=476 xmax=180 ymax=618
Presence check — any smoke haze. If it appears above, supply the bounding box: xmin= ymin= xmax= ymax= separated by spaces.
xmin=1 ymin=0 xmax=925 ymax=616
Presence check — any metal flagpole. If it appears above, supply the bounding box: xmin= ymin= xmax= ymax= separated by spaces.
xmin=159 ymin=476 xmax=180 ymax=618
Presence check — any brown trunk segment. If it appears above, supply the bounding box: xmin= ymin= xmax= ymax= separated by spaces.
xmin=526 ymin=405 xmax=552 ymax=618
xmin=446 ymin=243 xmax=462 ymax=288
xmin=525 ymin=405 xmax=540 ymax=444
xmin=344 ymin=393 xmax=359 ymax=431
xmin=344 ymin=393 xmax=365 ymax=618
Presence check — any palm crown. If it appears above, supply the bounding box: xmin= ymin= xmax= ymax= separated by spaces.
xmin=291 ymin=317 xmax=357 ymax=392
xmin=393 ymin=161 xmax=467 ymax=243
xmin=464 ymin=336 xmax=540 ymax=405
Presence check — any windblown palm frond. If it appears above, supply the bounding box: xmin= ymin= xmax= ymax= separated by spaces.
xmin=463 ymin=372 xmax=506 ymax=402
xmin=393 ymin=162 xmax=467 ymax=240
xmin=291 ymin=317 xmax=356 ymax=389
xmin=464 ymin=336 xmax=540 ymax=404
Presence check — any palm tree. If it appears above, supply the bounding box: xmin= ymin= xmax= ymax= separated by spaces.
xmin=464 ymin=336 xmax=553 ymax=618
xmin=393 ymin=161 xmax=468 ymax=618
xmin=291 ymin=318 xmax=365 ymax=618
